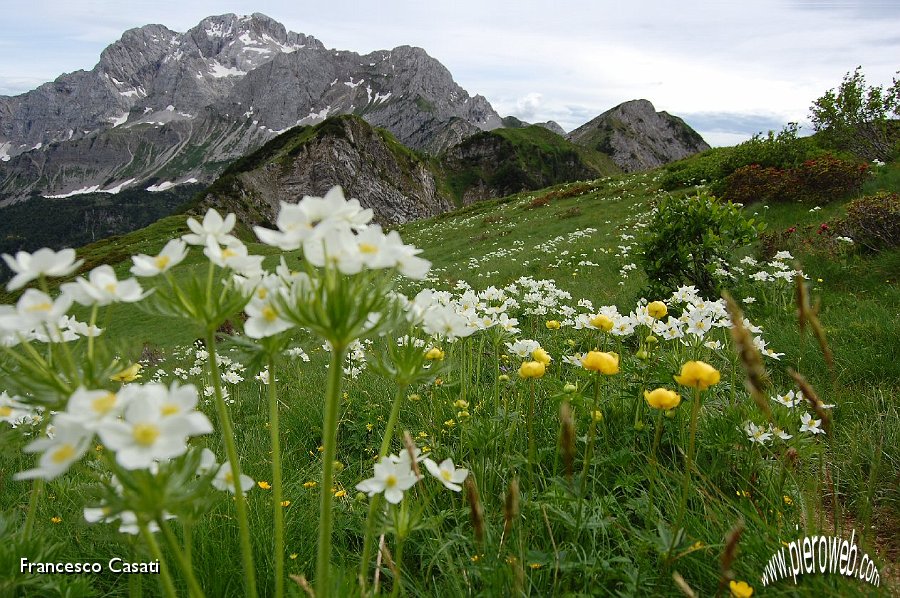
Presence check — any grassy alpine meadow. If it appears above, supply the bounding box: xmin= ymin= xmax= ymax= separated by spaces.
xmin=0 ymin=159 xmax=898 ymax=598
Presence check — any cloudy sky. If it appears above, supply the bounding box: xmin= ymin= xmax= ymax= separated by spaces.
xmin=1 ymin=1 xmax=898 ymax=146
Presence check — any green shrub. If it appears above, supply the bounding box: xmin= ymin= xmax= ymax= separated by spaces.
xmin=811 ymin=67 xmax=900 ymax=161
xmin=721 ymin=123 xmax=812 ymax=172
xmin=639 ymin=191 xmax=761 ymax=297
xmin=661 ymin=125 xmax=815 ymax=191
xmin=659 ymin=150 xmax=728 ymax=190
xmin=837 ymin=191 xmax=900 ymax=252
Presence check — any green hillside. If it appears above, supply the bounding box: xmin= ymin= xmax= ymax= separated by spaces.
xmin=0 ymin=151 xmax=897 ymax=596
xmin=440 ymin=125 xmax=620 ymax=203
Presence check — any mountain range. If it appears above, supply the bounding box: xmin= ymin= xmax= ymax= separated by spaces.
xmin=0 ymin=12 xmax=709 ymax=223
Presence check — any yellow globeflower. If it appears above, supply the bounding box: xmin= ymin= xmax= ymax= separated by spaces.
xmin=644 ymin=388 xmax=681 ymax=410
xmin=590 ymin=314 xmax=614 ymax=331
xmin=729 ymin=580 xmax=754 ymax=598
xmin=581 ymin=351 xmax=619 ymax=375
xmin=674 ymin=361 xmax=721 ymax=390
xmin=110 ymin=363 xmax=142 ymax=383
xmin=532 ymin=347 xmax=552 ymax=365
xmin=424 ymin=347 xmax=444 ymax=360
xmin=518 ymin=361 xmax=546 ymax=379
xmin=545 ymin=320 xmax=561 ymax=330
xmin=647 ymin=301 xmax=668 ymax=319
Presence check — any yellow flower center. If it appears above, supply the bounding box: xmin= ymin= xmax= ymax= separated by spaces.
xmin=257 ymin=287 xmax=268 ymax=299
xmin=91 ymin=392 xmax=117 ymax=415
xmin=385 ymin=474 xmax=398 ymax=488
xmin=224 ymin=471 xmax=234 ymax=484
xmin=441 ymin=470 xmax=452 ymax=482
xmin=50 ymin=444 xmax=76 ymax=464
xmin=154 ymin=255 xmax=171 ymax=270
xmin=160 ymin=403 xmax=180 ymax=416
xmin=0 ymin=406 xmax=12 ymax=417
xmin=359 ymin=243 xmax=378 ymax=254
xmin=132 ymin=423 xmax=160 ymax=446
xmin=262 ymin=305 xmax=279 ymax=322
xmin=104 ymin=283 xmax=117 ymax=294
xmin=26 ymin=302 xmax=53 ymax=312
xmin=222 ymin=248 xmax=237 ymax=259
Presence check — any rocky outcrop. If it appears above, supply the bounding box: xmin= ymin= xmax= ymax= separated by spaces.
xmin=568 ymin=99 xmax=709 ymax=172
xmin=198 ymin=115 xmax=453 ymax=226
xmin=0 ymin=13 xmax=501 ymax=201
xmin=501 ymin=115 xmax=566 ymax=136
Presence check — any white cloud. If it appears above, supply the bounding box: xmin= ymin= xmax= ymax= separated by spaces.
xmin=1 ymin=1 xmax=898 ymax=147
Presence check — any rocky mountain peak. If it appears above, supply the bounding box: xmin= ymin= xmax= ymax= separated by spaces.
xmin=567 ymin=99 xmax=709 ymax=172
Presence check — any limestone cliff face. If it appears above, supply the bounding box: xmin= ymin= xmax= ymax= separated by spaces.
xmin=568 ymin=99 xmax=710 ymax=172
xmin=198 ymin=115 xmax=453 ymax=227
xmin=0 ymin=13 xmax=501 ymax=201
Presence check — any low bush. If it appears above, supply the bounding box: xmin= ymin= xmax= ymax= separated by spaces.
xmin=717 ymin=154 xmax=869 ymax=206
xmin=837 ymin=191 xmax=900 ymax=252
xmin=640 ymin=191 xmax=760 ymax=297
xmin=794 ymin=154 xmax=870 ymax=204
xmin=716 ymin=164 xmax=794 ymax=205
xmin=661 ymin=125 xmax=816 ymax=191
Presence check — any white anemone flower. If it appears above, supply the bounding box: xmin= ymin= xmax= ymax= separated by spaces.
xmin=506 ymin=339 xmax=540 ymax=359
xmin=203 ymin=239 xmax=264 ymax=276
xmin=212 ymin=462 xmax=255 ymax=495
xmin=744 ymin=422 xmax=772 ymax=445
xmin=14 ymin=416 xmax=93 ymax=480
xmin=0 ymin=289 xmax=74 ymax=332
xmin=183 ymin=209 xmax=237 ymax=246
xmin=245 ymin=295 xmax=294 ymax=339
xmin=423 ymin=458 xmax=468 ymax=492
xmin=153 ymin=383 xmax=214 ymax=436
xmin=130 ymin=239 xmax=188 ymax=277
xmin=96 ymin=387 xmax=210 ymax=470
xmin=65 ymin=387 xmax=126 ymax=429
xmin=301 ymin=186 xmax=373 ymax=232
xmin=2 ymin=248 xmax=83 ymax=291
xmin=799 ymin=413 xmax=825 ymax=435
xmin=771 ymin=426 xmax=793 ymax=441
xmin=0 ymin=391 xmax=33 ymax=425
xmin=302 ymin=226 xmax=363 ymax=274
xmin=356 ymin=455 xmax=420 ymax=504
xmin=62 ymin=265 xmax=148 ymax=306
xmin=772 ymin=390 xmax=802 ymax=408
xmin=420 ymin=305 xmax=473 ymax=341
xmin=254 ymin=201 xmax=314 ymax=250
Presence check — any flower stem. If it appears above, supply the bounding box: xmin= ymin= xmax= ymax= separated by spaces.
xmin=669 ymin=386 xmax=702 ymax=562
xmin=316 ymin=345 xmax=347 ymax=598
xmin=87 ymin=305 xmax=99 ymax=362
xmin=268 ymin=354 xmax=285 ymax=598
xmin=138 ymin=521 xmax=178 ymax=598
xmin=527 ymin=380 xmax=537 ymax=485
xmin=577 ymin=375 xmax=602 ymax=531
xmin=359 ymin=384 xmax=408 ymax=592
xmin=646 ymin=409 xmax=665 ymax=523
xmin=207 ymin=333 xmax=258 ymax=598
xmin=389 ymin=538 xmax=406 ymax=598
xmin=580 ymin=375 xmax=601 ymax=498
xmin=22 ymin=478 xmax=44 ymax=537
xmin=159 ymin=519 xmax=206 ymax=598
xmin=22 ymin=414 xmax=54 ymax=537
